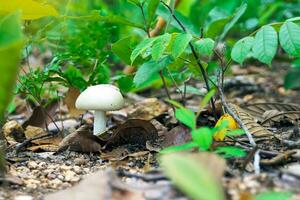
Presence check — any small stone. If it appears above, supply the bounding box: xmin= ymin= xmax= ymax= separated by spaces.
xmin=47 ymin=173 xmax=56 ymax=180
xmin=14 ymin=195 xmax=33 ymax=200
xmin=27 ymin=161 xmax=38 ymax=169
xmin=74 ymin=157 xmax=87 ymax=166
xmin=64 ymin=171 xmax=76 ymax=182
xmin=73 ymin=166 xmax=81 ymax=174
xmin=49 ymin=178 xmax=62 ymax=188
xmin=57 ymin=175 xmax=64 ymax=181
xmin=60 ymin=165 xmax=72 ymax=171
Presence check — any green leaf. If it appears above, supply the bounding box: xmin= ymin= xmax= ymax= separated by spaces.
xmin=284 ymin=68 xmax=300 ymax=89
xmin=206 ymin=17 xmax=231 ymax=39
xmin=175 ymin=108 xmax=196 ymax=129
xmin=147 ymin=0 xmax=160 ymax=26
xmin=160 ymin=142 xmax=198 ymax=154
xmin=171 ymin=33 xmax=192 ymax=59
xmin=201 ymin=88 xmax=216 ymax=108
xmin=160 ymin=153 xmax=225 ymax=200
xmin=225 ymin=129 xmax=245 ymax=136
xmin=0 ymin=12 xmax=23 ymax=120
xmin=215 ymin=146 xmax=246 ymax=158
xmin=255 ymin=191 xmax=292 ymax=200
xmin=131 ymin=38 xmax=156 ymax=64
xmin=279 ymin=22 xmax=300 ymax=57
xmin=220 ymin=3 xmax=247 ymax=40
xmin=191 ymin=128 xmax=213 ymax=150
xmin=112 ymin=37 xmax=133 ymax=65
xmin=231 ymin=36 xmax=254 ymax=64
xmin=195 ymin=38 xmax=215 ymax=56
xmin=152 ymin=33 xmax=171 ymax=61
xmin=252 ymin=25 xmax=278 ymax=65
xmin=133 ymin=56 xmax=173 ymax=86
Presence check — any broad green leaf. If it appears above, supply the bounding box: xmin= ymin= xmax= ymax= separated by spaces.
xmin=279 ymin=22 xmax=300 ymax=57
xmin=206 ymin=17 xmax=231 ymax=39
xmin=177 ymin=85 xmax=204 ymax=96
xmin=112 ymin=37 xmax=133 ymax=65
xmin=191 ymin=128 xmax=213 ymax=150
xmin=131 ymin=38 xmax=156 ymax=64
xmin=215 ymin=146 xmax=246 ymax=158
xmin=0 ymin=12 xmax=24 ymax=121
xmin=255 ymin=191 xmax=292 ymax=200
xmin=160 ymin=153 xmax=225 ymax=200
xmin=160 ymin=142 xmax=198 ymax=154
xmin=175 ymin=108 xmax=196 ymax=129
xmin=0 ymin=0 xmax=58 ymax=20
xmin=219 ymin=3 xmax=247 ymax=40
xmin=171 ymin=33 xmax=192 ymax=59
xmin=147 ymin=0 xmax=160 ymax=26
xmin=284 ymin=68 xmax=300 ymax=89
xmin=195 ymin=38 xmax=215 ymax=56
xmin=252 ymin=25 xmax=278 ymax=65
xmin=152 ymin=33 xmax=171 ymax=60
xmin=225 ymin=129 xmax=245 ymax=136
xmin=201 ymin=88 xmax=216 ymax=108
xmin=231 ymin=36 xmax=254 ymax=64
xmin=133 ymin=56 xmax=173 ymax=86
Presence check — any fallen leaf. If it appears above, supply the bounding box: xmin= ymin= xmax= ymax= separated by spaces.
xmin=127 ymin=98 xmax=168 ymax=120
xmin=27 ymin=144 xmax=58 ymax=152
xmin=44 ymin=169 xmax=145 ymax=200
xmin=2 ymin=120 xmax=25 ymax=142
xmin=105 ymin=119 xmax=158 ymax=150
xmin=22 ymin=100 xmax=59 ymax=129
xmin=162 ymin=125 xmax=191 ymax=147
xmin=229 ymin=103 xmax=273 ymax=137
xmin=64 ymin=87 xmax=84 ymax=118
xmin=57 ymin=125 xmax=103 ymax=153
xmin=160 ymin=152 xmax=225 ymax=200
xmin=24 ymin=125 xmax=45 ymax=139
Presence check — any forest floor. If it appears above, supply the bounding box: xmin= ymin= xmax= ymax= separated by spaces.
xmin=1 ymin=61 xmax=300 ymax=200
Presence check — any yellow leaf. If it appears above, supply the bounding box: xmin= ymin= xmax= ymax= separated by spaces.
xmin=0 ymin=0 xmax=58 ymax=20
xmin=213 ymin=114 xmax=238 ymax=141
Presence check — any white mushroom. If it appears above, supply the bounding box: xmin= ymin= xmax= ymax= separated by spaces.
xmin=75 ymin=84 xmax=124 ymax=135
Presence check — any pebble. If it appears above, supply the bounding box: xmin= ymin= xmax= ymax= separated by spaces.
xmin=14 ymin=195 xmax=33 ymax=200
xmin=74 ymin=157 xmax=87 ymax=166
xmin=64 ymin=171 xmax=77 ymax=182
xmin=73 ymin=166 xmax=81 ymax=174
xmin=27 ymin=161 xmax=38 ymax=169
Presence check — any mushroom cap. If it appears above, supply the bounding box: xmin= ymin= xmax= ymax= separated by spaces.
xmin=75 ymin=84 xmax=124 ymax=111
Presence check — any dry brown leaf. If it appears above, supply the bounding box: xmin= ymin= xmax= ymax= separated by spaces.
xmin=64 ymin=87 xmax=84 ymax=118
xmin=241 ymin=102 xmax=300 ymax=122
xmin=105 ymin=119 xmax=158 ymax=150
xmin=27 ymin=144 xmax=58 ymax=152
xmin=2 ymin=120 xmax=25 ymax=142
xmin=57 ymin=125 xmax=103 ymax=153
xmin=24 ymin=125 xmax=45 ymax=139
xmin=229 ymin=103 xmax=273 ymax=137
xmin=162 ymin=125 xmax=191 ymax=148
xmin=45 ymin=170 xmax=145 ymax=200
xmin=127 ymin=98 xmax=168 ymax=120
xmin=261 ymin=111 xmax=300 ymax=126
xmin=22 ymin=100 xmax=59 ymax=129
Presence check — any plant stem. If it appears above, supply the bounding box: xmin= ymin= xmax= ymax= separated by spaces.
xmin=160 ymin=1 xmax=217 ymax=120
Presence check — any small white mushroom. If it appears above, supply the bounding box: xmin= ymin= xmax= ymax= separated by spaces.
xmin=75 ymin=84 xmax=124 ymax=135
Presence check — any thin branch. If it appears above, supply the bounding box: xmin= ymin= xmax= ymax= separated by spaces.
xmin=161 ymin=1 xmax=217 ymax=120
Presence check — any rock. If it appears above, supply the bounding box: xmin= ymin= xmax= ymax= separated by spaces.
xmin=64 ymin=171 xmax=78 ymax=182
xmin=24 ymin=126 xmax=45 ymax=139
xmin=74 ymin=157 xmax=87 ymax=166
xmin=2 ymin=120 xmax=25 ymax=142
xmin=27 ymin=161 xmax=38 ymax=169
xmin=14 ymin=195 xmax=33 ymax=200
xmin=73 ymin=166 xmax=81 ymax=174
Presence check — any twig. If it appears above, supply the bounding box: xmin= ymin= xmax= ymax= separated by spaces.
xmin=159 ymin=71 xmax=176 ymax=113
xmin=216 ymin=63 xmax=260 ymax=174
xmin=160 ymin=1 xmax=217 ymax=120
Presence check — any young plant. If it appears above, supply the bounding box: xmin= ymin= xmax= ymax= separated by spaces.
xmin=161 ymin=93 xmax=246 ymax=158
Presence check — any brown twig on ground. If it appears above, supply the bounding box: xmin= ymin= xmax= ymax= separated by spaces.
xmin=260 ymin=150 xmax=297 ymax=165
xmin=214 ymin=51 xmax=260 ymax=174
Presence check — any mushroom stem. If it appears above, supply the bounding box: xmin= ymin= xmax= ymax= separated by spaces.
xmin=93 ymin=110 xmax=106 ymax=135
